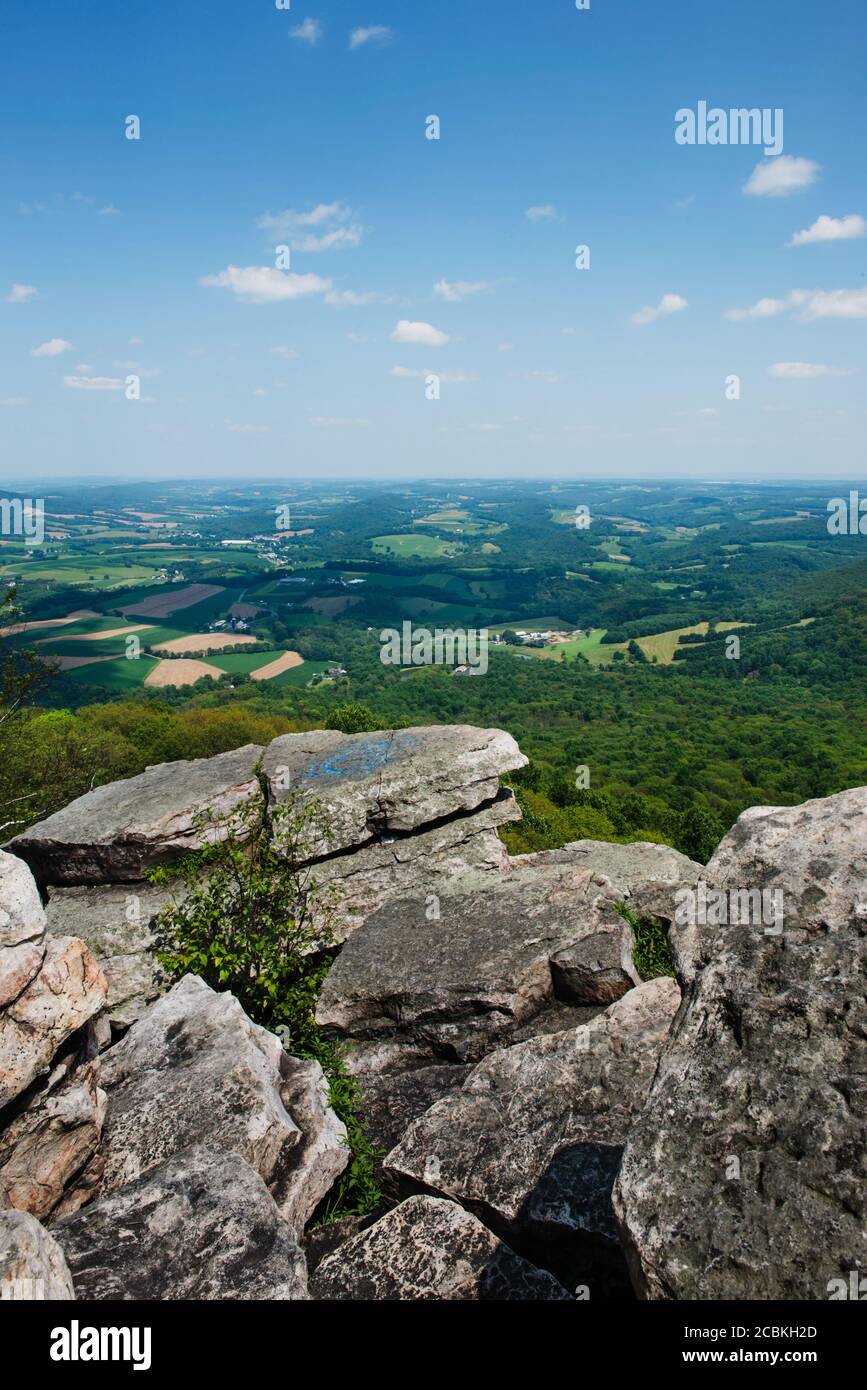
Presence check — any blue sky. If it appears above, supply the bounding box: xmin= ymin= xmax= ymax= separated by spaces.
xmin=1 ymin=0 xmax=865 ymax=480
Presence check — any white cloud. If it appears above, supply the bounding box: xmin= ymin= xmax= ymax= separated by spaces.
xmin=5 ymin=284 xmax=38 ymax=303
xmin=271 ymin=345 xmax=299 ymax=359
xmin=98 ymin=205 xmax=121 ymax=216
xmin=74 ymin=363 xmax=94 ymax=373
xmin=743 ymin=156 xmax=819 ymax=197
xmin=31 ymin=338 xmax=73 ymax=357
xmin=724 ymin=294 xmax=794 ymax=321
xmin=433 ymin=279 xmax=493 ymax=302
xmin=390 ymin=319 xmax=449 ymax=346
xmin=227 ymin=420 xmax=270 ymax=434
xmin=290 ymin=18 xmax=322 ymax=44
xmin=253 ymin=388 xmax=266 ymax=397
xmin=800 ymin=288 xmax=867 ymax=320
xmin=725 ymin=288 xmax=867 ymax=322
xmin=631 ymin=293 xmax=688 ymax=326
xmin=789 ymin=214 xmax=866 ymax=247
xmin=769 ymin=362 xmax=852 ymax=379
xmin=256 ymin=203 xmax=362 ymax=252
xmin=347 ymin=331 xmax=370 ymax=343
xmin=63 ymin=375 xmax=123 ymax=390
xmin=199 ymin=265 xmax=332 ymax=304
xmin=525 ymin=204 xmax=558 ymax=222
xmin=349 ymin=26 xmax=393 ymax=49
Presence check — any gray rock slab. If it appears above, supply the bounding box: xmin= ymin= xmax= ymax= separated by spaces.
xmin=54 ymin=1146 xmax=308 ymax=1300
xmin=45 ymin=882 xmax=172 ymax=1029
xmin=311 ymin=789 xmax=516 ymax=941
xmin=6 ymin=744 xmax=264 ymax=885
xmin=94 ymin=975 xmax=348 ymax=1236
xmin=264 ymin=725 xmax=527 ymax=856
xmin=386 ymin=981 xmax=680 ymax=1273
xmin=613 ymin=786 xmax=867 ymax=1300
xmin=317 ymin=861 xmax=638 ymax=1063
xmin=311 ymin=1194 xmax=573 ymax=1301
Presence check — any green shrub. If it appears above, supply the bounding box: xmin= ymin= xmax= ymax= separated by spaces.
xmin=149 ymin=779 xmax=382 ymax=1219
xmin=616 ymin=903 xmax=676 ymax=981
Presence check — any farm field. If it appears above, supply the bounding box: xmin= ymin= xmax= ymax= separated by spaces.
xmin=152 ymin=634 xmax=258 ymax=655
xmin=371 ymin=534 xmax=463 ymax=559
xmin=145 ymin=659 xmax=222 ymax=688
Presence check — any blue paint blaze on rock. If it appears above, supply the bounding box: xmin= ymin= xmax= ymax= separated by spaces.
xmin=301 ymin=733 xmax=422 ymax=784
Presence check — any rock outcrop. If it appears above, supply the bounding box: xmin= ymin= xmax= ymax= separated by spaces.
xmin=54 ymin=1146 xmax=308 ymax=1300
xmin=264 ymin=725 xmax=526 ymax=850
xmin=386 ymin=980 xmax=680 ymax=1288
xmin=0 ymin=850 xmax=108 ymax=1225
xmin=613 ymin=787 xmax=867 ymax=1300
xmin=44 ymin=883 xmax=169 ymax=1032
xmin=3 ymin=727 xmax=864 ymax=1305
xmin=311 ymin=1195 xmax=573 ymax=1301
xmin=6 ymin=744 xmax=265 ymax=884
xmin=317 ymin=861 xmax=642 ymax=1067
xmin=91 ymin=975 xmax=347 ymax=1237
xmin=10 ymin=726 xmax=525 ymax=1026
xmin=0 ymin=1207 xmax=74 ymax=1300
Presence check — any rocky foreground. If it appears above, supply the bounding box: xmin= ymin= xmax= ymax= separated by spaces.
xmin=0 ymin=725 xmax=864 ymax=1301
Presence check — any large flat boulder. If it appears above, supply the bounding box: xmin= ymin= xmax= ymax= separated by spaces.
xmin=310 ymin=1195 xmax=572 ymax=1301
xmin=54 ymin=1146 xmax=308 ymax=1301
xmin=386 ymin=980 xmax=680 ymax=1287
xmin=613 ymin=786 xmax=867 ymax=1300
xmin=45 ymin=882 xmax=171 ymax=1030
xmin=0 ymin=936 xmax=107 ymax=1112
xmin=511 ymin=838 xmax=702 ymax=887
xmin=317 ymin=861 xmax=641 ymax=1065
xmin=94 ymin=975 xmax=347 ymax=1235
xmin=264 ymin=725 xmax=527 ymax=855
xmin=6 ymin=744 xmax=264 ymax=885
xmin=0 ymin=1207 xmax=74 ymax=1300
xmin=311 ymin=789 xmax=516 ymax=940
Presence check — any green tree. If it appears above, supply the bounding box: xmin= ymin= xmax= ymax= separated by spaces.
xmin=326 ymin=702 xmax=382 ymax=734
